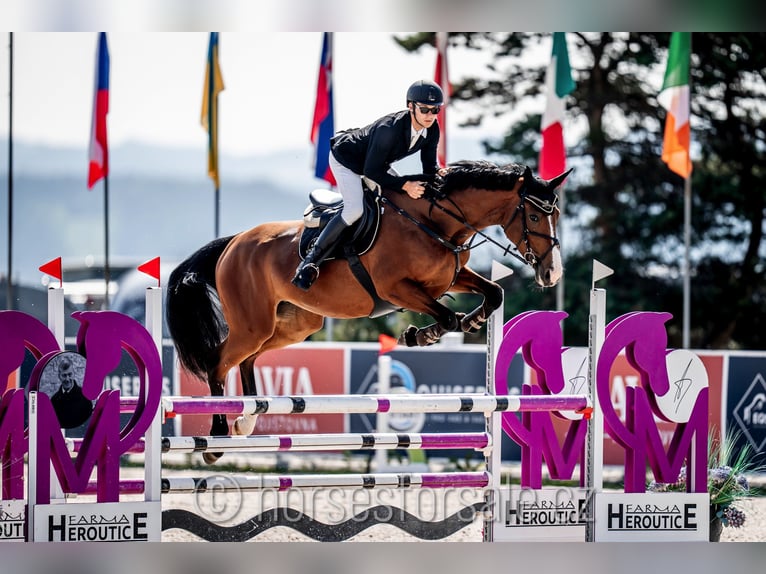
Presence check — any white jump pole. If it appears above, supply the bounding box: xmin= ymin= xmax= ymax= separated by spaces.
xmin=373 ymin=354 xmax=391 ymax=471
xmin=584 ymin=259 xmax=612 ymax=542
xmin=144 ymin=286 xmax=163 ymax=505
xmin=47 ymin=286 xmax=65 ymax=501
xmin=484 ymin=261 xmax=512 ymax=542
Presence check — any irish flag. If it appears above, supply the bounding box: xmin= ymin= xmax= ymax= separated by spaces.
xmin=539 ymin=32 xmax=575 ymax=180
xmin=659 ymin=32 xmax=692 ymax=179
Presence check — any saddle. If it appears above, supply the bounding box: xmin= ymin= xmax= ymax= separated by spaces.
xmin=298 ymin=183 xmax=400 ymax=318
xmin=298 ymin=184 xmax=382 ymax=261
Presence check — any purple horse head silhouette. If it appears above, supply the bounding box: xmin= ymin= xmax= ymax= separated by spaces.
xmin=597 ymin=312 xmax=708 ymax=493
xmin=494 ymin=311 xmax=588 ymax=488
xmin=30 ymin=311 xmax=163 ymax=503
xmin=0 ymin=311 xmax=60 ymax=499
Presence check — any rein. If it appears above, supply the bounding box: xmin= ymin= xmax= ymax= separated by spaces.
xmin=380 ymin=181 xmax=560 ymax=270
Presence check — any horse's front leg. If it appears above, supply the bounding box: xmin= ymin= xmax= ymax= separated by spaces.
xmin=387 ymin=280 xmax=461 ymax=347
xmin=451 ymin=267 xmax=504 ymax=334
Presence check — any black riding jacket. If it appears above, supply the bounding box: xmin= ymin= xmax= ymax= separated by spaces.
xmin=330 ymin=110 xmax=440 ymax=191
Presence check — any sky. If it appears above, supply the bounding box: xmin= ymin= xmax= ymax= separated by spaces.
xmin=0 ymin=32 xmax=512 ymax=158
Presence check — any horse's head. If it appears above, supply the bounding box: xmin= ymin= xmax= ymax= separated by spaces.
xmin=430 ymin=161 xmax=569 ymax=288
xmin=503 ymin=165 xmax=570 ymax=288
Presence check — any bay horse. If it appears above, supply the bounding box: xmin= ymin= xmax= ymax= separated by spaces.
xmin=166 ymin=160 xmax=570 ymax=463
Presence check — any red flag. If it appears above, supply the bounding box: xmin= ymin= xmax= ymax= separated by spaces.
xmin=434 ymin=33 xmax=450 ymax=168
xmin=539 ymin=33 xmax=575 ymax=180
xmin=88 ymin=32 xmax=110 ymax=189
xmin=39 ymin=257 xmax=63 ymax=286
xmin=138 ymin=257 xmax=161 ymax=286
xmin=378 ymin=334 xmax=398 ymax=355
xmin=311 ymin=33 xmax=336 ymax=186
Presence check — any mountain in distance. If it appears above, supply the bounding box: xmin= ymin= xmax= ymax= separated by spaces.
xmin=0 ymin=137 xmax=493 ymax=288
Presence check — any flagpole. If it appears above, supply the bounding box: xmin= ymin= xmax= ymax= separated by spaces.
xmin=556 ymin=187 xmax=565 ymax=314
xmin=5 ymin=32 xmax=13 ymax=311
xmin=104 ymin=175 xmax=111 ymax=309
xmin=682 ymin=175 xmax=691 ymax=348
xmin=214 ymin=186 xmax=220 ymax=238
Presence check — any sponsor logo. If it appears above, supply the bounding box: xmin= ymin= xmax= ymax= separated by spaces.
xmin=45 ymin=512 xmax=149 ymax=542
xmin=1 ymin=507 xmax=25 ymax=541
xmin=733 ymin=373 xmax=766 ymax=452
xmin=506 ymin=499 xmax=586 ymax=527
xmin=606 ymin=503 xmax=698 ymax=531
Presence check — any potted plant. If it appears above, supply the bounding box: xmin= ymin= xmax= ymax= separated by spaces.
xmin=648 ymin=428 xmax=763 ymax=541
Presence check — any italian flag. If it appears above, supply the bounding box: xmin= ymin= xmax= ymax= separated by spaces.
xmin=658 ymin=32 xmax=692 ymax=179
xmin=539 ymin=32 xmax=575 ymax=180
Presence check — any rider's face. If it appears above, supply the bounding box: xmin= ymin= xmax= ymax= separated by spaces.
xmin=410 ymin=102 xmax=439 ymax=127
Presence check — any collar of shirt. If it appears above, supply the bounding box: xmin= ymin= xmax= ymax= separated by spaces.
xmin=410 ymin=126 xmax=427 ymax=148
xmin=411 ymin=126 xmax=427 ymax=140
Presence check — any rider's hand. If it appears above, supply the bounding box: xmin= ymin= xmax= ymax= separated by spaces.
xmin=402 ymin=180 xmax=425 ymax=199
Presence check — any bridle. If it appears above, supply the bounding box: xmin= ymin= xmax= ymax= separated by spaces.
xmin=379 ymin=180 xmax=560 ymax=271
xmin=500 ymin=186 xmax=560 ymax=266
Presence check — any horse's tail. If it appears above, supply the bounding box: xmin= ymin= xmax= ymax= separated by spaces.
xmin=166 ymin=235 xmax=236 ymax=381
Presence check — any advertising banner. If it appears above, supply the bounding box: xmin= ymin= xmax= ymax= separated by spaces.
xmin=178 ymin=346 xmax=346 ymax=436
xmin=726 ymin=355 xmax=766 ymax=455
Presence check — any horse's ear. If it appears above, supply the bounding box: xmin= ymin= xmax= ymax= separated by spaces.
xmin=547 ymin=168 xmax=573 ymax=190
xmin=523 ymin=165 xmax=535 ymax=180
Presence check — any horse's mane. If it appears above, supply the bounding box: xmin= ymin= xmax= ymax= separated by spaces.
xmin=432 ymin=160 xmax=526 ymax=198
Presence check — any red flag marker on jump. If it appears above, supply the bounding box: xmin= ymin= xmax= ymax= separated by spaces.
xmin=378 ymin=334 xmax=398 ymax=355
xmin=137 ymin=257 xmax=161 ymax=287
xmin=39 ymin=257 xmax=63 ymax=288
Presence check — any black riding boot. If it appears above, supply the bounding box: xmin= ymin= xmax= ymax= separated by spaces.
xmin=292 ymin=215 xmax=349 ymax=290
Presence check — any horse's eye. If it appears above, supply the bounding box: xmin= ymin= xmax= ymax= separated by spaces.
xmin=529 ymin=213 xmax=540 ymax=223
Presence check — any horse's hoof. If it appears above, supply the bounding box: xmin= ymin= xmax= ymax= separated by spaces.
xmin=398 ymin=325 xmax=419 ymax=347
xmin=416 ymin=330 xmax=439 ymax=346
xmin=203 ymin=451 xmax=222 ymax=465
xmin=461 ymin=314 xmax=486 ymax=333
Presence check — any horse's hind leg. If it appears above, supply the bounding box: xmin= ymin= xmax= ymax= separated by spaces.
xmin=203 ymin=373 xmax=230 ymax=465
xmin=231 ymin=303 xmax=325 ymax=437
xmin=232 ymin=354 xmax=258 ymax=436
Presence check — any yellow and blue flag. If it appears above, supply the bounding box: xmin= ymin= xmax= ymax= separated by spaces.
xmin=201 ymin=33 xmax=224 ymax=188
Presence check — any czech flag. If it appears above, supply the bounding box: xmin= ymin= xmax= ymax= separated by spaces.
xmin=311 ymin=33 xmax=336 ymax=186
xmin=88 ymin=32 xmax=110 ymax=189
xmin=539 ymin=32 xmax=574 ymax=180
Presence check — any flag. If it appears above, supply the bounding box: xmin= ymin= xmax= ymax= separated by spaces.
xmin=659 ymin=32 xmax=692 ymax=179
xmin=378 ymin=334 xmax=398 ymax=355
xmin=434 ymin=32 xmax=449 ymax=168
xmin=311 ymin=33 xmax=336 ymax=186
xmin=138 ymin=256 xmax=161 ymax=286
xmin=39 ymin=257 xmax=63 ymax=286
xmin=39 ymin=257 xmax=62 ymax=281
xmin=87 ymin=32 xmax=110 ymax=189
xmin=539 ymin=32 xmax=575 ymax=180
xmin=201 ymin=32 xmax=225 ymax=188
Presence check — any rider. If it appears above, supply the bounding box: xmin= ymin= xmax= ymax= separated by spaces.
xmin=292 ymin=79 xmax=446 ymax=291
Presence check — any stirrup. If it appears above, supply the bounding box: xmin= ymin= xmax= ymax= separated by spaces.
xmin=292 ymin=263 xmax=320 ymax=291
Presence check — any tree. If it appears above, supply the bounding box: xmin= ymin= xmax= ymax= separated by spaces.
xmin=395 ymin=32 xmax=765 ymax=349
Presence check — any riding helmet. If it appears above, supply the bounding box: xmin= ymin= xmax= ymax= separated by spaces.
xmin=406 ymin=80 xmax=444 ymax=105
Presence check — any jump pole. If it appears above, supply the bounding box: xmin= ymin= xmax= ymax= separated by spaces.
xmin=483 ymin=261 xmax=512 ymax=541
xmin=144 ymin=286 xmax=162 ymax=504
xmin=373 ymin=353 xmax=391 ymax=472
xmin=584 ymin=259 xmax=612 ymax=542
